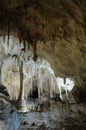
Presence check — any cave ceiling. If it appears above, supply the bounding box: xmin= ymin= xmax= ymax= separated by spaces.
xmin=0 ymin=0 xmax=86 ymax=85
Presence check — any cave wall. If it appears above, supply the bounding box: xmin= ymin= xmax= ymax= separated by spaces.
xmin=0 ymin=0 xmax=86 ymax=100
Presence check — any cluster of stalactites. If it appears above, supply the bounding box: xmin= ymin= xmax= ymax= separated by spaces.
xmin=1 ymin=57 xmax=74 ymax=101
xmin=0 ymin=35 xmax=74 ymax=101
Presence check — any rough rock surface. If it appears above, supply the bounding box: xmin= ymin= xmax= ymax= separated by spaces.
xmin=0 ymin=1 xmax=86 ymax=96
xmin=0 ymin=1 xmax=86 ymax=129
xmin=0 ymin=101 xmax=86 ymax=130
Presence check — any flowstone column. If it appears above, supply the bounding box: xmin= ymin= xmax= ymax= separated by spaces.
xmin=16 ymin=61 xmax=28 ymax=112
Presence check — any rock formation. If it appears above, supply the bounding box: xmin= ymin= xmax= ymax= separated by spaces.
xmin=0 ymin=0 xmax=86 ymax=129
xmin=0 ymin=35 xmax=75 ymax=111
xmin=0 ymin=1 xmax=85 ymax=99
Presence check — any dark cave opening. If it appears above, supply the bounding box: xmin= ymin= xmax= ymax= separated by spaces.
xmin=29 ymin=87 xmax=38 ymax=100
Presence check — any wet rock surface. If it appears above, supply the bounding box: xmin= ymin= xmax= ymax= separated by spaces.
xmin=0 ymin=101 xmax=86 ymax=130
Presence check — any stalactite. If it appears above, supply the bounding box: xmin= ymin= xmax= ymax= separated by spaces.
xmin=19 ymin=38 xmax=22 ymax=46
xmin=3 ymin=34 xmax=6 ymax=44
xmin=64 ymin=77 xmax=66 ymax=84
xmin=7 ymin=21 xmax=10 ymax=47
xmin=56 ymin=77 xmax=74 ymax=100
xmin=23 ymin=40 xmax=26 ymax=52
xmin=25 ymin=41 xmax=29 ymax=53
xmin=49 ymin=74 xmax=54 ymax=98
xmin=33 ymin=43 xmax=37 ymax=61
xmin=56 ymin=77 xmax=63 ymax=100
xmin=0 ymin=0 xmax=4 ymax=30
xmin=29 ymin=76 xmax=33 ymax=97
xmin=37 ymin=69 xmax=41 ymax=100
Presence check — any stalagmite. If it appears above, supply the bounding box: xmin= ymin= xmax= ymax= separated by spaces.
xmin=16 ymin=61 xmax=28 ymax=112
xmin=18 ymin=61 xmax=24 ymax=100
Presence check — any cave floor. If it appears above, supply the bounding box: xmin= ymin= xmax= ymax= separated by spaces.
xmin=0 ymin=101 xmax=86 ymax=130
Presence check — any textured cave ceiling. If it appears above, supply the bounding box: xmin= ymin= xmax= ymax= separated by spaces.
xmin=0 ymin=0 xmax=86 ymax=86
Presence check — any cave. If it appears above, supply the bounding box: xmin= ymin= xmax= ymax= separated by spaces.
xmin=0 ymin=0 xmax=86 ymax=130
